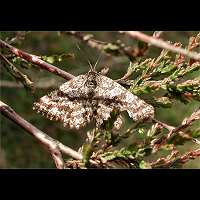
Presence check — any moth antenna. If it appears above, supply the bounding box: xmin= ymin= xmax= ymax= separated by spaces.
xmin=94 ymin=52 xmax=103 ymax=71
xmin=76 ymin=43 xmax=94 ymax=71
xmin=76 ymin=43 xmax=81 ymax=51
xmin=88 ymin=60 xmax=94 ymax=71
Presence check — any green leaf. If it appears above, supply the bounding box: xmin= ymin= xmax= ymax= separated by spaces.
xmin=41 ymin=53 xmax=74 ymax=64
xmin=154 ymin=96 xmax=173 ymax=108
xmin=139 ymin=161 xmax=152 ymax=169
xmin=101 ymin=147 xmax=137 ymax=161
xmin=103 ymin=43 xmax=120 ymax=55
xmin=130 ymin=85 xmax=155 ymax=95
xmin=192 ymin=129 xmax=200 ymax=138
xmin=82 ymin=143 xmax=93 ymax=167
xmin=160 ymin=63 xmax=176 ymax=74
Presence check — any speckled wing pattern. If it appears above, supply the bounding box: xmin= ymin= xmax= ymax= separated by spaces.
xmin=94 ymin=75 xmax=154 ymax=125
xmin=33 ymin=75 xmax=94 ymax=129
xmin=33 ymin=71 xmax=154 ymax=129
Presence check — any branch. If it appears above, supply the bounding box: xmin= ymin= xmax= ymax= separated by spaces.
xmin=62 ymin=31 xmax=104 ymax=51
xmin=0 ymin=80 xmax=58 ymax=89
xmin=0 ymin=53 xmax=34 ymax=90
xmin=150 ymin=148 xmax=200 ymax=168
xmin=166 ymin=108 xmax=200 ymax=140
xmin=152 ymin=118 xmax=175 ymax=131
xmin=61 ymin=31 xmax=148 ymax=59
xmin=122 ymin=31 xmax=200 ymax=61
xmin=151 ymin=108 xmax=200 ymax=151
xmin=0 ymin=39 xmax=75 ymax=81
xmin=0 ymin=100 xmax=83 ymax=168
xmin=177 ymin=148 xmax=200 ymax=164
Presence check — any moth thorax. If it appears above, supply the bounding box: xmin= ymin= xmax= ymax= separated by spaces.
xmin=85 ymin=71 xmax=98 ymax=94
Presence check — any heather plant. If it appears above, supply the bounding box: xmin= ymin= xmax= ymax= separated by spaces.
xmin=0 ymin=31 xmax=199 ymax=168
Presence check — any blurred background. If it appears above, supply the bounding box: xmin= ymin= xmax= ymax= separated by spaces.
xmin=0 ymin=31 xmax=200 ymax=168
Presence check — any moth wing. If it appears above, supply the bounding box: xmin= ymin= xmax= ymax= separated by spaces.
xmin=95 ymin=75 xmax=154 ymax=121
xmin=33 ymin=90 xmax=92 ymax=129
xmin=59 ymin=75 xmax=87 ymax=98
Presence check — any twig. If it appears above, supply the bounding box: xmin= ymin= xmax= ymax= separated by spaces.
xmin=152 ymin=31 xmax=164 ymax=39
xmin=122 ymin=31 xmax=200 ymax=61
xmin=61 ymin=31 xmax=147 ymax=59
xmin=152 ymin=118 xmax=175 ymax=131
xmin=0 ymin=80 xmax=34 ymax=88
xmin=150 ymin=149 xmax=179 ymax=168
xmin=0 ymin=80 xmax=58 ymax=89
xmin=0 ymin=53 xmax=34 ymax=90
xmin=62 ymin=31 xmax=104 ymax=51
xmin=150 ymin=148 xmax=200 ymax=168
xmin=0 ymin=39 xmax=75 ymax=81
xmin=177 ymin=148 xmax=200 ymax=164
xmin=0 ymin=100 xmax=84 ymax=168
xmin=192 ymin=138 xmax=200 ymax=146
xmin=166 ymin=108 xmax=200 ymax=140
xmin=151 ymin=108 xmax=200 ymax=151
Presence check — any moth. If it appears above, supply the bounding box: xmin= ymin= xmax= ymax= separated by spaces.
xmin=33 ymin=66 xmax=154 ymax=129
